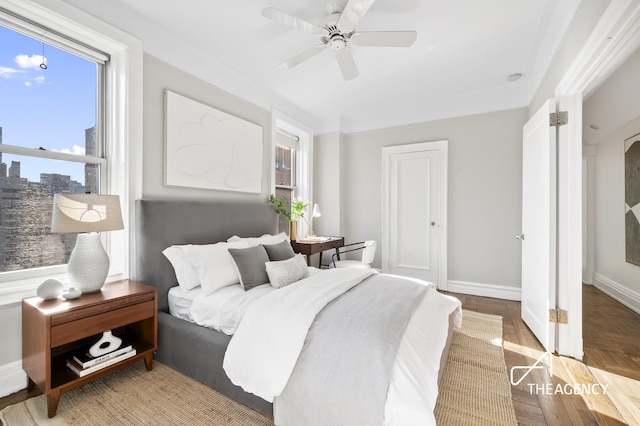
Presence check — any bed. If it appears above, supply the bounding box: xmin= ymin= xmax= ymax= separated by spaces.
xmin=134 ymin=199 xmax=461 ymax=425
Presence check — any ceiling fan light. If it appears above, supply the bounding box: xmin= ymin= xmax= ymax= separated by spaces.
xmin=330 ymin=35 xmax=347 ymax=50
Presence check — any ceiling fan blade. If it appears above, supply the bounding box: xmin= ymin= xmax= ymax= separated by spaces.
xmin=351 ymin=31 xmax=417 ymax=47
xmin=337 ymin=0 xmax=376 ymax=32
xmin=335 ymin=49 xmax=359 ymax=81
xmin=262 ymin=7 xmax=325 ymax=35
xmin=279 ymin=45 xmax=326 ymax=70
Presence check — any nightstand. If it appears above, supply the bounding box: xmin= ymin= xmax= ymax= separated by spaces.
xmin=22 ymin=279 xmax=158 ymax=418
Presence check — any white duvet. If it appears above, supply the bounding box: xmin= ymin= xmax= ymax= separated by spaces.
xmin=220 ymin=268 xmax=462 ymax=425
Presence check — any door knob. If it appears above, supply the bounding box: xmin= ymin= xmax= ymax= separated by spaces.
xmin=431 ymin=222 xmax=436 ymax=226
xmin=515 ymin=234 xmax=525 ymax=240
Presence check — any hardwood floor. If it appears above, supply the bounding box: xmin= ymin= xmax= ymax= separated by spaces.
xmin=2 ymin=284 xmax=639 ymax=425
xmin=447 ymin=285 xmax=640 ymax=425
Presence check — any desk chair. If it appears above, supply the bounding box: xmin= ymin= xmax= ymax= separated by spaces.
xmin=331 ymin=240 xmax=377 ymax=269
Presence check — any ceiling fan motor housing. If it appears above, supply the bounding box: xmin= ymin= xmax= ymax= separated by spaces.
xmin=322 ymin=25 xmax=354 ymax=50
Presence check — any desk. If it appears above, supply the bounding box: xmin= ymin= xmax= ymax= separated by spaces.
xmin=290 ymin=236 xmax=344 ymax=268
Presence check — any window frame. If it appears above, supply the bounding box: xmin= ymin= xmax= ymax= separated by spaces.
xmin=270 ymin=110 xmax=314 ymax=237
xmin=0 ymin=0 xmax=142 ymax=304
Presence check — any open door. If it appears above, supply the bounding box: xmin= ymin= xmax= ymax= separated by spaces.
xmin=521 ymin=99 xmax=557 ymax=352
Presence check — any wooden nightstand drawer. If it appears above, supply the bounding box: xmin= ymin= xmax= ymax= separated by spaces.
xmin=51 ymin=293 xmax=154 ymax=326
xmin=50 ymin=300 xmax=155 ymax=347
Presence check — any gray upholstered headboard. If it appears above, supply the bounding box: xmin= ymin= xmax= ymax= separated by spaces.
xmin=134 ymin=199 xmax=278 ymax=311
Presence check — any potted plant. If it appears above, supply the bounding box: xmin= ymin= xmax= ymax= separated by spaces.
xmin=269 ymin=194 xmax=307 ymax=241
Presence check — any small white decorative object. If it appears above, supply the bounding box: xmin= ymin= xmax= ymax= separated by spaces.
xmin=61 ymin=287 xmax=82 ymax=300
xmin=36 ymin=279 xmax=64 ymax=300
xmin=89 ymin=330 xmax=123 ymax=357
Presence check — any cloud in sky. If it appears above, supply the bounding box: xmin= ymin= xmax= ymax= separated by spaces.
xmin=23 ymin=76 xmax=46 ymax=87
xmin=0 ymin=66 xmax=22 ymax=79
xmin=53 ymin=145 xmax=86 ymax=156
xmin=14 ymin=54 xmax=46 ymax=70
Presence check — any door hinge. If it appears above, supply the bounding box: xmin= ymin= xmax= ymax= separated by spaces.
xmin=549 ymin=308 xmax=568 ymax=324
xmin=549 ymin=111 xmax=568 ymax=127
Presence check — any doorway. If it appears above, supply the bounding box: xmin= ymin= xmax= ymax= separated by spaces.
xmin=552 ymin=0 xmax=640 ymax=358
xmin=382 ymin=141 xmax=448 ymax=289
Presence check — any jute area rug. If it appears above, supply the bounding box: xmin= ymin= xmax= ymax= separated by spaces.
xmin=1 ymin=310 xmax=516 ymax=425
xmin=434 ymin=310 xmax=518 ymax=425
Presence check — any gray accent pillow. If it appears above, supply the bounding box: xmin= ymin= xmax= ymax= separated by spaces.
xmin=262 ymin=240 xmax=296 ymax=261
xmin=228 ymin=245 xmax=270 ymax=291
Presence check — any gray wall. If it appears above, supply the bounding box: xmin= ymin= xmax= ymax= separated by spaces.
xmin=315 ymin=108 xmax=528 ymax=289
xmin=142 ymin=53 xmax=272 ymax=202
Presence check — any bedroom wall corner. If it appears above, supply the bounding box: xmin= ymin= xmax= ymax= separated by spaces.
xmin=314 ymin=132 xmax=345 ymax=237
xmin=341 ymin=108 xmax=528 ymax=291
xmin=142 ymin=53 xmax=272 ymax=202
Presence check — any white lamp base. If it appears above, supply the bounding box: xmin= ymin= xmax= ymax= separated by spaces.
xmin=68 ymin=233 xmax=109 ymax=293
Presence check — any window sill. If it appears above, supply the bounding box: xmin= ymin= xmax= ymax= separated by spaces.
xmin=0 ymin=271 xmax=126 ymax=308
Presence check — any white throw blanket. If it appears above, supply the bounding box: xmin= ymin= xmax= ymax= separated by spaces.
xmin=223 ymin=268 xmax=376 ymax=402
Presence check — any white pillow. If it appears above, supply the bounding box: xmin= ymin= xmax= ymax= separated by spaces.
xmin=266 ymin=254 xmax=310 ymax=289
xmin=162 ymin=245 xmax=199 ymax=292
xmin=184 ymin=240 xmax=250 ymax=295
xmin=227 ymin=232 xmax=288 ymax=247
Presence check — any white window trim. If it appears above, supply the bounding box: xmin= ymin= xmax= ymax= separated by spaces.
xmin=270 ymin=110 xmax=314 ymax=237
xmin=0 ymin=0 xmax=142 ymax=306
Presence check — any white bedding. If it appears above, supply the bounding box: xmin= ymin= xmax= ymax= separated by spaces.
xmin=188 ymin=266 xmax=321 ymax=335
xmin=168 ymin=285 xmax=201 ymax=321
xmin=224 ymin=268 xmax=377 ymax=402
xmin=223 ymin=268 xmax=462 ymax=425
xmin=172 ymin=267 xmax=461 ymax=425
xmin=190 ymin=283 xmax=275 ymax=335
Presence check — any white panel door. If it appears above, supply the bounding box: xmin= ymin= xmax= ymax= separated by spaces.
xmin=385 ymin=148 xmax=439 ymax=284
xmin=521 ymin=99 xmax=557 ymax=352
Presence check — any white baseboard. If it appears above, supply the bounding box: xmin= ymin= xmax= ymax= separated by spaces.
xmin=0 ymin=360 xmax=27 ymax=399
xmin=446 ymin=280 xmax=521 ymax=301
xmin=592 ymin=273 xmax=640 ymax=315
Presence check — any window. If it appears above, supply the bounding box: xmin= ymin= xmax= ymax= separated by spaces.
xmin=271 ymin=111 xmax=313 ymax=236
xmin=0 ymin=16 xmax=107 ymax=277
xmin=274 ymin=130 xmax=298 ymax=234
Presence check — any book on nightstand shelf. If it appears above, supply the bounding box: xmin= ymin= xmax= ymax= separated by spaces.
xmin=72 ymin=341 xmax=134 ymax=368
xmin=66 ymin=348 xmax=136 ymax=377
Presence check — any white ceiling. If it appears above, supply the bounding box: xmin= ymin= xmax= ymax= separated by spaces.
xmin=61 ymin=0 xmax=581 ymax=133
xmin=583 ymin=45 xmax=640 ymax=146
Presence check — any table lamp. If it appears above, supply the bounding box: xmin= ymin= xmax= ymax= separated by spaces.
xmin=51 ymin=193 xmax=124 ymax=293
xmin=305 ymin=203 xmax=322 ymax=238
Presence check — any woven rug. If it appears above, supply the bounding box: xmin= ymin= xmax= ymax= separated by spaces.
xmin=1 ymin=309 xmax=516 ymax=425
xmin=434 ymin=310 xmax=518 ymax=425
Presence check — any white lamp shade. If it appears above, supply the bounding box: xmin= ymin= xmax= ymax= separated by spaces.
xmin=51 ymin=194 xmax=124 ymax=233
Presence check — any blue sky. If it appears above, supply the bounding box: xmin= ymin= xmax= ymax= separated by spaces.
xmin=0 ymin=24 xmax=96 ymax=183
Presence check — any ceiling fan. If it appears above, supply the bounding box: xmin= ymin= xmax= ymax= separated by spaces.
xmin=262 ymin=0 xmax=417 ymax=81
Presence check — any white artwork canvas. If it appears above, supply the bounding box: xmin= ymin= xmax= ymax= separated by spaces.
xmin=164 ymin=90 xmax=263 ymax=193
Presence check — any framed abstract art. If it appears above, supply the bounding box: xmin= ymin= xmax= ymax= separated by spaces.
xmin=164 ymin=90 xmax=263 ymax=193
xmin=625 ymin=132 xmax=640 ymax=265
